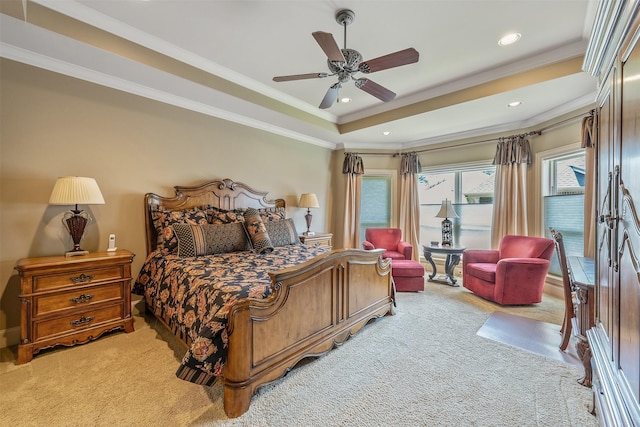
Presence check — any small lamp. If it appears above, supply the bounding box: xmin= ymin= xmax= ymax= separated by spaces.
xmin=435 ymin=199 xmax=458 ymax=247
xmin=298 ymin=193 xmax=320 ymax=236
xmin=49 ymin=176 xmax=105 ymax=256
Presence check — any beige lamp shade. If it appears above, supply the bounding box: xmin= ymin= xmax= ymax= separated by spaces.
xmin=49 ymin=177 xmax=105 ymax=256
xmin=49 ymin=176 xmax=105 ymax=206
xmin=435 ymin=199 xmax=458 ymax=219
xmin=298 ymin=193 xmax=320 ymax=209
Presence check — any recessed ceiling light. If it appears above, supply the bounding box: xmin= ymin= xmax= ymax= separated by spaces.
xmin=507 ymin=101 xmax=523 ymax=107
xmin=340 ymin=97 xmax=351 ymax=103
xmin=498 ymin=33 xmax=521 ymax=46
xmin=382 ymin=131 xmax=391 ymax=136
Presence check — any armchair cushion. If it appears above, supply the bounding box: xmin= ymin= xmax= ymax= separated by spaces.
xmin=362 ymin=228 xmax=413 ymax=260
xmin=466 ymin=263 xmax=497 ymax=283
xmin=463 ymin=235 xmax=554 ymax=305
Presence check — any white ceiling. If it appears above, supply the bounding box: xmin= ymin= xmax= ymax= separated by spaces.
xmin=0 ymin=0 xmax=599 ymax=150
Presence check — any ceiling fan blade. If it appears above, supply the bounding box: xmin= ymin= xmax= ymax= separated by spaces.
xmin=319 ymin=83 xmax=341 ymax=109
xmin=359 ymin=48 xmax=419 ymax=73
xmin=273 ymin=73 xmax=329 ymax=82
xmin=355 ymin=78 xmax=396 ymax=102
xmin=312 ymin=31 xmax=346 ymax=63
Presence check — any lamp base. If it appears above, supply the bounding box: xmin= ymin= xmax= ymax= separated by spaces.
xmin=65 ymin=250 xmax=89 ymax=258
xmin=303 ymin=231 xmax=315 ymax=236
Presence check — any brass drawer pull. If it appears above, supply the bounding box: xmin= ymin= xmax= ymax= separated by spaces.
xmin=70 ymin=316 xmax=94 ymax=327
xmin=70 ymin=273 xmax=94 ymax=284
xmin=70 ymin=294 xmax=94 ymax=304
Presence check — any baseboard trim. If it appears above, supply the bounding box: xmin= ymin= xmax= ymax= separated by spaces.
xmin=1 ymin=326 xmax=20 ymax=349
xmin=544 ymin=275 xmax=564 ymax=300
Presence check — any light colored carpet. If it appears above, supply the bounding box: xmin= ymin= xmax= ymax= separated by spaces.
xmin=0 ymin=282 xmax=597 ymax=426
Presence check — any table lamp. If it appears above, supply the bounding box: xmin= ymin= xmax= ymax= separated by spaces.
xmin=435 ymin=199 xmax=458 ymax=246
xmin=298 ymin=193 xmax=320 ymax=235
xmin=49 ymin=176 xmax=105 ymax=256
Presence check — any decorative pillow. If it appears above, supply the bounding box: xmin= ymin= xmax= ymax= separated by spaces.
xmin=152 ymin=207 xmax=208 ymax=254
xmin=256 ymin=207 xmax=286 ymax=222
xmin=206 ymin=206 xmax=245 ymax=225
xmin=172 ymin=222 xmax=250 ymax=257
xmin=243 ymin=207 xmax=274 ymax=254
xmin=264 ymin=218 xmax=300 ymax=247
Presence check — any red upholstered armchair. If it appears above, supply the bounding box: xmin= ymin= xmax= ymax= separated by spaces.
xmin=462 ymin=235 xmax=555 ymax=305
xmin=362 ymin=228 xmax=412 ymax=260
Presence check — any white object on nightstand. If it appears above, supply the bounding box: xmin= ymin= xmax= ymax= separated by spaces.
xmin=107 ymin=234 xmax=117 ymax=252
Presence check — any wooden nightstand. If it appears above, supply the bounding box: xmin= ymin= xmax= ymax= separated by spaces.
xmin=299 ymin=233 xmax=333 ymax=249
xmin=15 ymin=250 xmax=135 ymax=364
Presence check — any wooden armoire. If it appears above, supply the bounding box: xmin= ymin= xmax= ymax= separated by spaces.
xmin=583 ymin=1 xmax=640 ymax=425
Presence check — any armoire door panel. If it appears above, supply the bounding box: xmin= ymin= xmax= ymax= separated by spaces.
xmin=618 ymin=35 xmax=640 ymax=403
xmin=597 ymin=71 xmax=614 ymax=356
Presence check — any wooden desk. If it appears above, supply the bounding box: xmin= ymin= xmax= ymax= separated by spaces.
xmin=567 ymin=256 xmax=595 ymax=387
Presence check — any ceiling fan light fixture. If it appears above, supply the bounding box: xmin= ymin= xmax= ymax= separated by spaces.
xmin=498 ymin=33 xmax=521 ymax=46
xmin=340 ymin=97 xmax=351 ymax=103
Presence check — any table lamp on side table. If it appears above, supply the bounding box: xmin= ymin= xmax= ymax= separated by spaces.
xmin=49 ymin=176 xmax=105 ymax=257
xmin=298 ymin=193 xmax=320 ymax=236
xmin=435 ymin=199 xmax=458 ymax=247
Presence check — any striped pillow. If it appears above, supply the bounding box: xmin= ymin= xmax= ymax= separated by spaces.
xmin=264 ymin=218 xmax=300 ymax=247
xmin=172 ymin=222 xmax=249 ymax=257
xmin=242 ymin=207 xmax=274 ymax=254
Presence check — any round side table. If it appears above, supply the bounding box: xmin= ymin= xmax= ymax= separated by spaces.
xmin=422 ymin=245 xmax=466 ymax=286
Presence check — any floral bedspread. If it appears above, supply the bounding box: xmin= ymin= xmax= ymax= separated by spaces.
xmin=133 ymin=244 xmax=328 ymax=386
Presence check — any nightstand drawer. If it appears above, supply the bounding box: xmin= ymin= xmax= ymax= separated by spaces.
xmin=307 ymin=238 xmax=331 ymax=248
xmin=34 ymin=303 xmax=124 ymax=341
xmin=33 ymin=282 xmax=126 ymax=316
xmin=299 ymin=233 xmax=333 ymax=249
xmin=32 ymin=265 xmax=126 ymax=292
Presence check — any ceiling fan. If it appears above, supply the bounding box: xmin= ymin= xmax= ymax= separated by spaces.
xmin=272 ymin=9 xmax=419 ymax=109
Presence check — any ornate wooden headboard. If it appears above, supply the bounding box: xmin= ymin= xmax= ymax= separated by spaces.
xmin=144 ymin=178 xmax=285 ymax=255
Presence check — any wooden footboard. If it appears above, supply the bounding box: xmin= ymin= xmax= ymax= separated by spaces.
xmin=223 ymin=248 xmax=394 ymax=418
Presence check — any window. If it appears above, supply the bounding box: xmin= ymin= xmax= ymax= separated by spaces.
xmin=359 ymin=171 xmax=395 ymax=243
xmin=419 ymin=163 xmax=495 ymax=249
xmin=542 ymin=151 xmax=585 ymax=275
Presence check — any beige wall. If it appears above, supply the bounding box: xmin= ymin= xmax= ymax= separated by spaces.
xmin=0 ymin=59 xmax=332 ymax=346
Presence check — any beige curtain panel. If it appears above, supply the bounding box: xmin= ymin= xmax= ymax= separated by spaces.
xmin=400 ymin=153 xmax=422 ymax=261
xmin=491 ymin=136 xmax=532 ymax=248
xmin=342 ymin=153 xmax=364 ymax=249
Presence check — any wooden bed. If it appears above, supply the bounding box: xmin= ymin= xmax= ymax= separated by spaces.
xmin=139 ymin=178 xmax=394 ymax=418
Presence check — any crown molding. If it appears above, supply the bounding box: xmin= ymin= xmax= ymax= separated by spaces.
xmin=0 ymin=15 xmax=338 ymax=150
xmin=583 ymin=0 xmax=639 ymax=76
xmin=31 ymin=0 xmax=337 ymax=123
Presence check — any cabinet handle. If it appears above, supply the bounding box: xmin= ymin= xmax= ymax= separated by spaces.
xmin=70 ymin=273 xmax=94 ymax=284
xmin=70 ymin=294 xmax=94 ymax=304
xmin=70 ymin=316 xmax=94 ymax=327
